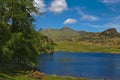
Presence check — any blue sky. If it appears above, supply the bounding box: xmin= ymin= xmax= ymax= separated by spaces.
xmin=33 ymin=0 xmax=120 ymax=32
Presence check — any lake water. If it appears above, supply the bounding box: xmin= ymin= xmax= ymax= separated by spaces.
xmin=38 ymin=51 xmax=120 ymax=79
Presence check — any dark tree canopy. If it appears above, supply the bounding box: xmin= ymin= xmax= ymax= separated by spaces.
xmin=0 ymin=0 xmax=55 ymax=70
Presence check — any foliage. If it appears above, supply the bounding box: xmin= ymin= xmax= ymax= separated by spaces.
xmin=0 ymin=24 xmax=12 ymax=63
xmin=39 ymin=35 xmax=56 ymax=53
xmin=0 ymin=0 xmax=55 ymax=70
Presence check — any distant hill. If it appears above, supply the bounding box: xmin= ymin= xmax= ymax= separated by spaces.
xmin=40 ymin=27 xmax=79 ymax=41
xmin=39 ymin=27 xmax=120 ymax=44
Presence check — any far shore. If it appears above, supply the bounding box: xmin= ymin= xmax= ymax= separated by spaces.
xmin=55 ymin=50 xmax=120 ymax=54
xmin=55 ymin=41 xmax=120 ymax=54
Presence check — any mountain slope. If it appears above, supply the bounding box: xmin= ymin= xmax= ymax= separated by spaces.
xmin=39 ymin=27 xmax=120 ymax=43
xmin=100 ymin=28 xmax=120 ymax=38
xmin=40 ymin=27 xmax=79 ymax=41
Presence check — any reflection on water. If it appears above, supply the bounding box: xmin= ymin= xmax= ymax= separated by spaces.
xmin=38 ymin=51 xmax=120 ymax=79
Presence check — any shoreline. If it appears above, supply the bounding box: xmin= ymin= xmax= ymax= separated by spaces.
xmin=0 ymin=71 xmax=88 ymax=80
xmin=55 ymin=41 xmax=120 ymax=54
xmin=0 ymin=71 xmax=111 ymax=80
xmin=54 ymin=50 xmax=120 ymax=54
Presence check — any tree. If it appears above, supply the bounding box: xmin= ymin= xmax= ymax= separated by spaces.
xmin=0 ymin=0 xmax=55 ymax=69
xmin=0 ymin=24 xmax=12 ymax=64
xmin=39 ymin=35 xmax=56 ymax=53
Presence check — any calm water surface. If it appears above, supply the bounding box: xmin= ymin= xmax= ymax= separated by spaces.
xmin=38 ymin=51 xmax=120 ymax=79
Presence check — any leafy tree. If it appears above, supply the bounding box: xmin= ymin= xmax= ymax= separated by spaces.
xmin=0 ymin=0 xmax=55 ymax=70
xmin=0 ymin=24 xmax=12 ymax=64
xmin=39 ymin=35 xmax=56 ymax=53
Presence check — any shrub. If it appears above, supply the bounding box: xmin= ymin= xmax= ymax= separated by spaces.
xmin=27 ymin=71 xmax=47 ymax=80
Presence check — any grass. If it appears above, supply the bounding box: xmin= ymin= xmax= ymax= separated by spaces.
xmin=0 ymin=72 xmax=88 ymax=80
xmin=0 ymin=73 xmax=34 ymax=80
xmin=55 ymin=41 xmax=120 ymax=53
xmin=47 ymin=75 xmax=88 ymax=80
xmin=0 ymin=71 xmax=34 ymax=80
xmin=0 ymin=72 xmax=107 ymax=80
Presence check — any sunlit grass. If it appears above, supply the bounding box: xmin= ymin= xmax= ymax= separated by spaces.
xmin=0 ymin=72 xmax=88 ymax=80
xmin=47 ymin=75 xmax=88 ymax=80
xmin=55 ymin=41 xmax=120 ymax=53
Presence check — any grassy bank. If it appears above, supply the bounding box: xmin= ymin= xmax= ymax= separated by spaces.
xmin=55 ymin=41 xmax=120 ymax=53
xmin=0 ymin=72 xmax=108 ymax=80
xmin=0 ymin=72 xmax=87 ymax=80
xmin=47 ymin=75 xmax=87 ymax=80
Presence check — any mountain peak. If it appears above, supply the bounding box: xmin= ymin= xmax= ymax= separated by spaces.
xmin=101 ymin=28 xmax=119 ymax=37
xmin=60 ymin=27 xmax=74 ymax=31
xmin=102 ymin=28 xmax=118 ymax=33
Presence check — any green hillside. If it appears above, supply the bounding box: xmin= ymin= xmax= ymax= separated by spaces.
xmin=40 ymin=27 xmax=79 ymax=42
xmin=40 ymin=27 xmax=120 ymax=53
xmin=40 ymin=27 xmax=120 ymax=42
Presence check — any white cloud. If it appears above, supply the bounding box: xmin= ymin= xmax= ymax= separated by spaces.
xmin=49 ymin=0 xmax=68 ymax=13
xmin=82 ymin=23 xmax=103 ymax=28
xmin=103 ymin=23 xmax=120 ymax=28
xmin=102 ymin=23 xmax=120 ymax=32
xmin=33 ymin=0 xmax=46 ymax=13
xmin=101 ymin=0 xmax=120 ymax=4
xmin=77 ymin=8 xmax=99 ymax=21
xmin=81 ymin=15 xmax=99 ymax=21
xmin=64 ymin=18 xmax=77 ymax=24
xmin=114 ymin=15 xmax=120 ymax=20
xmin=83 ymin=23 xmax=120 ymax=32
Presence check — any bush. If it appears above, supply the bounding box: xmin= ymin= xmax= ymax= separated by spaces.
xmin=27 ymin=71 xmax=47 ymax=80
